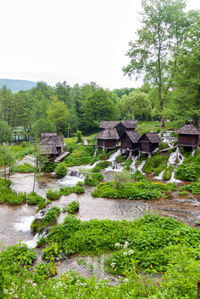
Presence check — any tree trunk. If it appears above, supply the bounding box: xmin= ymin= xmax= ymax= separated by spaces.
xmin=161 ymin=117 xmax=165 ymax=128
xmin=33 ymin=172 xmax=36 ymax=192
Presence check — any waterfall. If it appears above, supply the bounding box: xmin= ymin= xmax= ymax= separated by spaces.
xmin=58 ymin=170 xmax=84 ymax=186
xmin=107 ymin=149 xmax=121 ymax=162
xmin=130 ymin=155 xmax=139 ymax=173
xmin=154 ymin=170 xmax=165 ymax=180
xmin=14 ymin=215 xmax=35 ymax=232
xmin=168 ymin=148 xmax=184 ymax=183
xmin=137 ymin=160 xmax=145 ymax=175
xmin=161 ymin=131 xmax=176 ymax=148
xmin=25 ymin=231 xmax=47 ymax=248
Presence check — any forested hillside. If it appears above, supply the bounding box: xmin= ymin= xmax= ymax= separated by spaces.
xmin=0 ymin=79 xmax=36 ymax=93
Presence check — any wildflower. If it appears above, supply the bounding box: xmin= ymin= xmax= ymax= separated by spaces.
xmin=114 ymin=243 xmax=121 ymax=248
xmin=123 ymin=252 xmax=128 ymax=256
xmin=123 ymin=241 xmax=129 ymax=249
xmin=128 ymin=250 xmax=134 ymax=255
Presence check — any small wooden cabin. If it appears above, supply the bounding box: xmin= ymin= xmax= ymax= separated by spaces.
xmin=177 ymin=122 xmax=200 ymax=148
xmin=139 ymin=133 xmax=161 ymax=154
xmin=100 ymin=121 xmax=125 ymax=138
xmin=120 ymin=130 xmax=140 ymax=151
xmin=95 ymin=128 xmax=119 ymax=149
xmin=40 ymin=133 xmax=68 ymax=161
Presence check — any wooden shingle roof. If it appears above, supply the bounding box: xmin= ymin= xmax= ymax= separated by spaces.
xmin=96 ymin=128 xmax=120 ymax=140
xmin=40 ymin=133 xmax=65 ymax=154
xmin=121 ymin=120 xmax=138 ymax=129
xmin=139 ymin=132 xmax=161 ymax=143
xmin=177 ymin=122 xmax=200 ymax=135
xmin=100 ymin=121 xmax=120 ymax=129
xmin=125 ymin=130 xmax=140 ymax=143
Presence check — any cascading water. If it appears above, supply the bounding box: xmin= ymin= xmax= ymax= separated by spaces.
xmin=14 ymin=215 xmax=35 ymax=232
xmin=168 ymin=147 xmax=184 ymax=183
xmin=161 ymin=131 xmax=177 ymax=148
xmin=105 ymin=150 xmax=123 ymax=172
xmin=130 ymin=155 xmax=138 ymax=173
xmin=58 ymin=170 xmax=84 ymax=186
xmin=154 ymin=170 xmax=165 ymax=180
xmin=137 ymin=160 xmax=145 ymax=175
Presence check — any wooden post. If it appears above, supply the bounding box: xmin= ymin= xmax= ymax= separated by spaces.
xmin=197 ymin=280 xmax=200 ymax=299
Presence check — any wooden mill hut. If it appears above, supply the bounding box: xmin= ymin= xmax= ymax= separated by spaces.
xmin=40 ymin=133 xmax=68 ymax=161
xmin=120 ymin=120 xmax=138 ymax=131
xmin=176 ymin=122 xmax=200 ymax=148
xmin=95 ymin=128 xmax=119 ymax=149
xmin=139 ymin=132 xmax=161 ymax=154
xmin=120 ymin=130 xmax=140 ymax=152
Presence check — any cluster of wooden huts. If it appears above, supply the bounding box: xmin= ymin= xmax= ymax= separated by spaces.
xmin=95 ymin=120 xmax=200 ymax=155
xmin=39 ymin=121 xmax=200 ymax=162
xmin=95 ymin=120 xmax=161 ymax=155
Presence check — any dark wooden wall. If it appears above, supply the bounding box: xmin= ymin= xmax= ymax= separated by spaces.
xmin=178 ymin=134 xmax=199 ymax=146
xmin=121 ymin=134 xmax=139 ymax=151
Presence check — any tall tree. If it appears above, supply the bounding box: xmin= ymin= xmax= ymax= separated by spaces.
xmin=174 ymin=12 xmax=200 ymax=125
xmin=0 ymin=120 xmax=13 ymax=144
xmin=123 ymin=0 xmax=189 ymax=126
xmin=121 ymin=91 xmax=152 ymax=120
xmin=0 ymin=145 xmax=14 ymax=179
xmin=83 ymin=88 xmax=117 ymax=132
xmin=48 ymin=97 xmax=70 ymax=135
xmin=0 ymin=86 xmax=16 ymax=127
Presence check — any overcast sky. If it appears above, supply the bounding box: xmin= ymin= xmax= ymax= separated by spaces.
xmin=0 ymin=0 xmax=199 ymax=89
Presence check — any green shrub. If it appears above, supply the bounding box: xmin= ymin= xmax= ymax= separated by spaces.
xmin=84 ymin=172 xmax=104 ymax=186
xmin=123 ymin=158 xmax=132 ymax=171
xmin=46 ymin=189 xmax=61 ymax=201
xmin=42 ymin=162 xmax=56 ymax=172
xmin=91 ymin=161 xmax=111 ymax=173
xmin=26 ymin=192 xmax=45 ymax=205
xmin=115 ymin=155 xmax=126 ymax=163
xmin=131 ymin=170 xmax=145 ymax=181
xmin=143 ymin=153 xmax=169 ymax=175
xmin=175 ymin=164 xmax=197 ymax=181
xmin=11 ymin=163 xmax=36 ymax=173
xmin=179 ymin=191 xmax=188 ymax=196
xmin=179 ymin=182 xmax=200 ymax=194
xmin=55 ymin=162 xmax=68 ymax=178
xmin=31 ymin=206 xmax=61 ymax=233
xmin=92 ymin=180 xmax=167 ymax=200
xmin=163 ymin=165 xmax=173 ymax=181
xmin=63 ymin=201 xmax=80 ymax=214
xmin=159 ymin=142 xmax=169 ymax=150
xmin=60 ymin=183 xmax=85 ymax=196
xmin=1 ymin=243 xmax=36 ymax=266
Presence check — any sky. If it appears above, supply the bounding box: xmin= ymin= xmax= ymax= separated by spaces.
xmin=0 ymin=0 xmax=199 ymax=90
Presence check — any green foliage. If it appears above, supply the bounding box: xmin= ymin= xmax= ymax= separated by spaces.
xmin=26 ymin=192 xmax=45 ymax=205
xmin=65 ymin=145 xmax=96 ymax=166
xmin=42 ymin=162 xmax=56 ymax=172
xmin=0 ymin=179 xmax=26 ymax=205
xmin=0 ymin=120 xmax=13 ymax=144
xmin=76 ymin=130 xmax=82 ymax=143
xmin=179 ymin=182 xmax=200 ymax=194
xmin=11 ymin=163 xmax=36 ymax=173
xmin=63 ymin=201 xmax=80 ymax=214
xmin=175 ymin=149 xmax=200 ymax=181
xmin=55 ymin=162 xmax=68 ymax=178
xmin=163 ymin=165 xmax=173 ymax=181
xmin=179 ymin=191 xmax=188 ymax=196
xmin=131 ymin=170 xmax=145 ymax=181
xmin=60 ymin=183 xmax=85 ymax=196
xmin=143 ymin=152 xmax=169 ymax=175
xmin=159 ymin=142 xmax=169 ymax=150
xmin=123 ymin=158 xmax=132 ymax=170
xmin=31 ymin=206 xmax=61 ymax=233
xmin=92 ymin=180 xmax=167 ymax=200
xmin=115 ymin=155 xmax=126 ymax=163
xmin=84 ymin=172 xmax=104 ymax=186
xmin=91 ymin=160 xmax=111 ymax=172
xmin=46 ymin=189 xmax=61 ymax=201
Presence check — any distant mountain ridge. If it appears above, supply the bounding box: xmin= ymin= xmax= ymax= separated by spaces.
xmin=0 ymin=79 xmax=36 ymax=93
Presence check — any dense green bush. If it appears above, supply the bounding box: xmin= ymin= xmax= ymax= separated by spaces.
xmin=65 ymin=145 xmax=96 ymax=166
xmin=42 ymin=162 xmax=56 ymax=172
xmin=163 ymin=165 xmax=173 ymax=181
xmin=84 ymin=172 xmax=104 ymax=186
xmin=26 ymin=192 xmax=45 ymax=205
xmin=60 ymin=183 xmax=85 ymax=196
xmin=91 ymin=161 xmax=111 ymax=172
xmin=11 ymin=163 xmax=36 ymax=173
xmin=55 ymin=162 xmax=68 ymax=178
xmin=0 ymin=187 xmax=26 ymax=205
xmin=143 ymin=152 xmax=169 ymax=175
xmin=31 ymin=206 xmax=61 ymax=233
xmin=115 ymin=155 xmax=126 ymax=163
xmin=123 ymin=158 xmax=132 ymax=170
xmin=179 ymin=182 xmax=200 ymax=194
xmin=131 ymin=170 xmax=145 ymax=181
xmin=92 ymin=180 xmax=168 ymax=200
xmin=46 ymin=189 xmax=61 ymax=200
xmin=175 ymin=150 xmax=200 ymax=181
xmin=63 ymin=201 xmax=80 ymax=214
